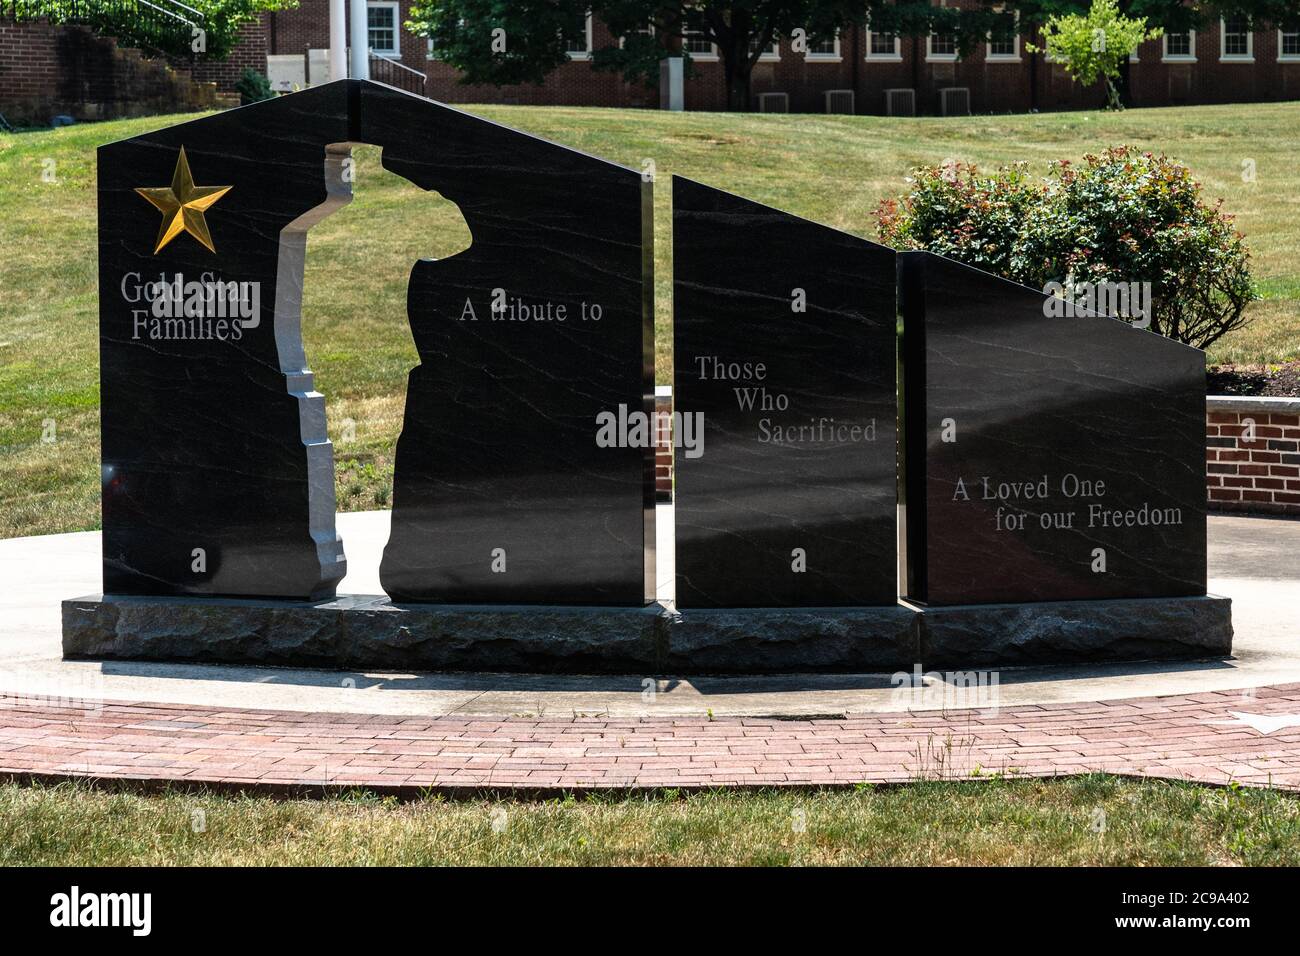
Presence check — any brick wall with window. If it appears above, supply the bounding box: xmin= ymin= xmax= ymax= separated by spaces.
xmin=425 ymin=17 xmax=657 ymax=108
xmin=250 ymin=2 xmax=1300 ymax=114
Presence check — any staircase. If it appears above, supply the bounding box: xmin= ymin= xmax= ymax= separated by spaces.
xmin=368 ymin=51 xmax=428 ymax=97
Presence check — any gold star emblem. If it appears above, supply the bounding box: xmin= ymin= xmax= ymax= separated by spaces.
xmin=134 ymin=146 xmax=232 ymax=254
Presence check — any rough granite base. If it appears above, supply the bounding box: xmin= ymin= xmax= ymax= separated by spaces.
xmin=663 ymin=606 xmax=918 ymax=673
xmin=63 ymin=595 xmax=669 ymax=674
xmin=63 ymin=593 xmax=1233 ymax=675
xmin=910 ymin=594 xmax=1233 ymax=669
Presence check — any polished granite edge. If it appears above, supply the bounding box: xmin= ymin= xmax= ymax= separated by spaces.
xmin=64 ymin=594 xmax=1233 ymax=675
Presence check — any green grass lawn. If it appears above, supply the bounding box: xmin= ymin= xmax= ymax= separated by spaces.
xmin=2 ymin=102 xmax=1298 ymax=537
xmin=2 ymin=775 xmax=1298 ymax=865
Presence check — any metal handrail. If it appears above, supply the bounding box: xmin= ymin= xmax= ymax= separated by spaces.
xmin=368 ymin=49 xmax=427 ymax=95
xmin=163 ymin=0 xmax=204 ymax=20
xmin=370 ymin=49 xmax=425 ymax=79
xmin=139 ymin=0 xmax=196 ymax=27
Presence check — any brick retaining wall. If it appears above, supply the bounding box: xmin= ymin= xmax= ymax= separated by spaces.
xmin=191 ymin=20 xmax=268 ymax=94
xmin=0 ymin=19 xmax=218 ymax=123
xmin=1207 ymin=396 xmax=1300 ymax=516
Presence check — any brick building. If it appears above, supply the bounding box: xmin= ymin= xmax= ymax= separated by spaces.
xmin=255 ymin=3 xmax=1300 ymax=114
xmin=4 ymin=4 xmax=1299 ymax=122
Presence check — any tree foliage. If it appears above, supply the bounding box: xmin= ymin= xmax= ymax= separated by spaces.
xmin=1029 ymin=0 xmax=1162 ymax=109
xmin=409 ymin=1 xmax=876 ymax=109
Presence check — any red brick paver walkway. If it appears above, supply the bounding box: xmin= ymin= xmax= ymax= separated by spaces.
xmin=4 ymin=684 xmax=1300 ymax=793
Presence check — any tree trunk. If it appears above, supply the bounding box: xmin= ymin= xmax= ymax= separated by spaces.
xmin=1104 ymin=75 xmax=1123 ymax=111
xmin=721 ymin=47 xmax=753 ymax=111
xmin=1028 ymin=30 xmax=1039 ymax=111
xmin=1117 ymin=58 xmax=1132 ymax=108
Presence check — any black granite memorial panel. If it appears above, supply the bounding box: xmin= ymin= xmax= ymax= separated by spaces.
xmin=98 ymin=83 xmax=355 ymax=599
xmin=899 ymin=251 xmax=1207 ymax=605
xmin=98 ymin=80 xmax=655 ymax=606
xmin=362 ymin=85 xmax=655 ymax=606
xmin=673 ymin=177 xmax=898 ymax=608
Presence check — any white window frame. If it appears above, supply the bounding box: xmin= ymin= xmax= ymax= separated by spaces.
xmin=1162 ymin=29 xmax=1196 ymax=62
xmin=682 ymin=27 xmax=719 ymax=61
xmin=866 ymin=27 xmax=902 ymax=61
xmin=986 ymin=37 xmax=1019 ymax=60
xmin=986 ymin=39 xmax=1018 ymax=60
xmin=1280 ymin=28 xmax=1300 ymax=61
xmin=751 ymin=37 xmax=780 ymax=62
xmin=618 ymin=23 xmax=655 ymax=50
xmin=1219 ymin=16 xmax=1253 ymax=62
xmin=926 ymin=33 xmax=958 ymax=62
xmin=985 ymin=9 xmax=1019 ymax=61
xmin=564 ymin=11 xmax=593 ymax=60
xmin=366 ymin=1 xmax=401 ymax=58
xmin=805 ymin=31 xmax=842 ymax=62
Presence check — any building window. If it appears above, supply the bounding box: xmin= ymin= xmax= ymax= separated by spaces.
xmin=807 ymin=32 xmax=840 ymax=60
xmin=618 ymin=23 xmax=655 ymax=50
xmin=367 ymin=2 xmax=400 ymax=57
xmin=927 ymin=33 xmax=958 ymax=61
xmin=564 ymin=11 xmax=592 ymax=59
xmin=1281 ymin=27 xmax=1300 ymax=60
xmin=988 ymin=36 xmax=1017 ymax=58
xmin=867 ymin=28 xmax=900 ymax=60
xmin=683 ymin=28 xmax=718 ymax=59
xmin=987 ymin=8 xmax=1018 ymax=59
xmin=749 ymin=36 xmax=780 ymax=61
xmin=1220 ymin=16 xmax=1253 ymax=60
xmin=1162 ymin=30 xmax=1195 ymax=61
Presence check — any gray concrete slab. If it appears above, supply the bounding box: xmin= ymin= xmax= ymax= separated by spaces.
xmin=1 ymin=509 xmax=1297 ymax=717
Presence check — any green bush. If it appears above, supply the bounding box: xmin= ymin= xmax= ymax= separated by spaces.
xmin=876 ymin=161 xmax=1044 ymax=282
xmin=876 ymin=146 xmax=1258 ymax=350
xmin=234 ymin=68 xmax=276 ymax=105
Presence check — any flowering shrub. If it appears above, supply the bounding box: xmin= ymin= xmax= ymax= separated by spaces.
xmin=876 ymin=146 xmax=1258 ymax=350
xmin=876 ymin=161 xmax=1044 ymax=282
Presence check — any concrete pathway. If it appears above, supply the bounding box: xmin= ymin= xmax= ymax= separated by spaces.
xmin=0 ymin=511 xmax=1297 ymax=719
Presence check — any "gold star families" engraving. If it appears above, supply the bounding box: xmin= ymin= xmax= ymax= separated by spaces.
xmin=134 ymin=147 xmax=232 ymax=254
